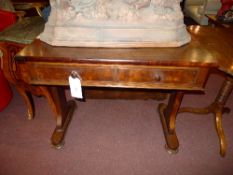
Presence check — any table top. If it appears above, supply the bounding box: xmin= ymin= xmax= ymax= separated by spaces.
xmin=16 ymin=27 xmax=221 ymax=69
xmin=187 ymin=26 xmax=233 ymax=76
xmin=15 ymin=26 xmax=227 ymax=90
xmin=16 ymin=26 xmax=233 ymax=75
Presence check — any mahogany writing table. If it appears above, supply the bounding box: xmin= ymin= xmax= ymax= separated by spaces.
xmin=12 ymin=26 xmax=218 ymax=154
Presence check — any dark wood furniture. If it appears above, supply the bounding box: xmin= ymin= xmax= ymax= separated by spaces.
xmin=179 ymin=25 xmax=233 ymax=157
xmin=11 ymin=28 xmax=219 ymax=152
xmin=0 ymin=16 xmax=45 ymax=119
xmin=11 ymin=0 xmax=49 ymax=17
xmin=0 ymin=16 xmax=167 ymax=120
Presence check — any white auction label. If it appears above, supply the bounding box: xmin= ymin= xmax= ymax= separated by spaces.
xmin=69 ymin=75 xmax=83 ymax=99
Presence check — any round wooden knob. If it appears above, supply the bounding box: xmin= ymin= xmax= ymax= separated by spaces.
xmin=70 ymin=71 xmax=81 ymax=80
xmin=154 ymin=74 xmax=161 ymax=82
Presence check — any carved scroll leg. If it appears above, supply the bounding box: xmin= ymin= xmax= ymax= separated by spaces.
xmin=179 ymin=104 xmax=227 ymax=157
xmin=213 ymin=77 xmax=233 ymax=157
xmin=15 ymin=86 xmax=34 ymax=120
xmin=158 ymin=91 xmax=184 ymax=154
xmin=44 ymin=86 xmax=76 ymax=149
xmin=179 ymin=76 xmax=233 ymax=157
xmin=215 ymin=108 xmax=226 ymax=157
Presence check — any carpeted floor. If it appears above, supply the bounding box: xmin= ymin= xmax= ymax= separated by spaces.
xmin=0 ymin=72 xmax=233 ymax=175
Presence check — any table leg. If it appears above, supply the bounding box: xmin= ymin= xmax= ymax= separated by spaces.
xmin=179 ymin=76 xmax=233 ymax=157
xmin=14 ymin=85 xmax=50 ymax=120
xmin=46 ymin=86 xmax=76 ymax=149
xmin=1 ymin=43 xmax=34 ymax=119
xmin=158 ymin=91 xmax=184 ymax=154
xmin=15 ymin=86 xmax=34 ymax=120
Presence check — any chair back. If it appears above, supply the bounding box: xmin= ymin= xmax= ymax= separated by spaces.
xmin=0 ymin=0 xmax=15 ymax=12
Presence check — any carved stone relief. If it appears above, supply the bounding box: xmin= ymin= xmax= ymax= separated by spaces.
xmin=40 ymin=0 xmax=191 ymax=47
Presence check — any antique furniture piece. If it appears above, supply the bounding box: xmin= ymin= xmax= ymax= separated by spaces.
xmin=11 ymin=0 xmax=49 ymax=17
xmin=0 ymin=0 xmax=47 ymax=115
xmin=13 ymin=28 xmax=218 ymax=152
xmin=40 ymin=0 xmax=191 ymax=47
xmin=1 ymin=0 xmax=49 ymax=21
xmin=0 ymin=16 xmax=45 ymax=118
xmin=184 ymin=0 xmax=221 ymax=25
xmin=0 ymin=0 xmax=15 ymax=12
xmin=0 ymin=15 xmax=166 ymax=119
xmin=178 ymin=25 xmax=233 ymax=157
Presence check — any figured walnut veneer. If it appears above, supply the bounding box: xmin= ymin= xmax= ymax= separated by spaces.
xmin=11 ymin=29 xmax=218 ymax=149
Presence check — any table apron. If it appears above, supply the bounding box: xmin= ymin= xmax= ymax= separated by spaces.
xmin=16 ymin=62 xmax=210 ymax=90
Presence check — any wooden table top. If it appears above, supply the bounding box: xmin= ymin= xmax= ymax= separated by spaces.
xmin=187 ymin=26 xmax=233 ymax=76
xmin=16 ymin=26 xmax=233 ymax=74
xmin=17 ymin=28 xmax=221 ymax=69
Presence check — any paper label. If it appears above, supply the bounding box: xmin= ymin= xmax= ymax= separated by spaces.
xmin=69 ymin=76 xmax=83 ymax=99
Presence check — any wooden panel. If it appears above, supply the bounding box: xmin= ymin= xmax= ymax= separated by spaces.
xmin=17 ymin=62 xmax=209 ymax=90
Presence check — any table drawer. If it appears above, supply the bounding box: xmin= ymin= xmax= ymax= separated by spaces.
xmin=17 ymin=62 xmax=209 ymax=90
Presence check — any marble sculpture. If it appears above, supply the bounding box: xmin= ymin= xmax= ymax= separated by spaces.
xmin=40 ymin=0 xmax=191 ymax=47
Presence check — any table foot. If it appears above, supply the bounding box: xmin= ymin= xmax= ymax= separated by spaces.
xmin=165 ymin=144 xmax=179 ymax=155
xmin=178 ymin=76 xmax=233 ymax=157
xmin=159 ymin=103 xmax=179 ymax=153
xmin=51 ymin=141 xmax=65 ymax=150
xmin=215 ymin=108 xmax=226 ymax=157
xmin=51 ymin=100 xmax=76 ymax=148
xmin=179 ymin=104 xmax=227 ymax=157
xmin=16 ymin=86 xmax=34 ymax=120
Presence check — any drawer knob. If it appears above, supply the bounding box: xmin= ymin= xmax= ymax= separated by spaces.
xmin=154 ymin=74 xmax=162 ymax=82
xmin=70 ymin=71 xmax=82 ymax=80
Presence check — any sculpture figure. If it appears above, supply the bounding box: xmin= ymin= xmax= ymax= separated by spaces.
xmin=40 ymin=0 xmax=191 ymax=47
